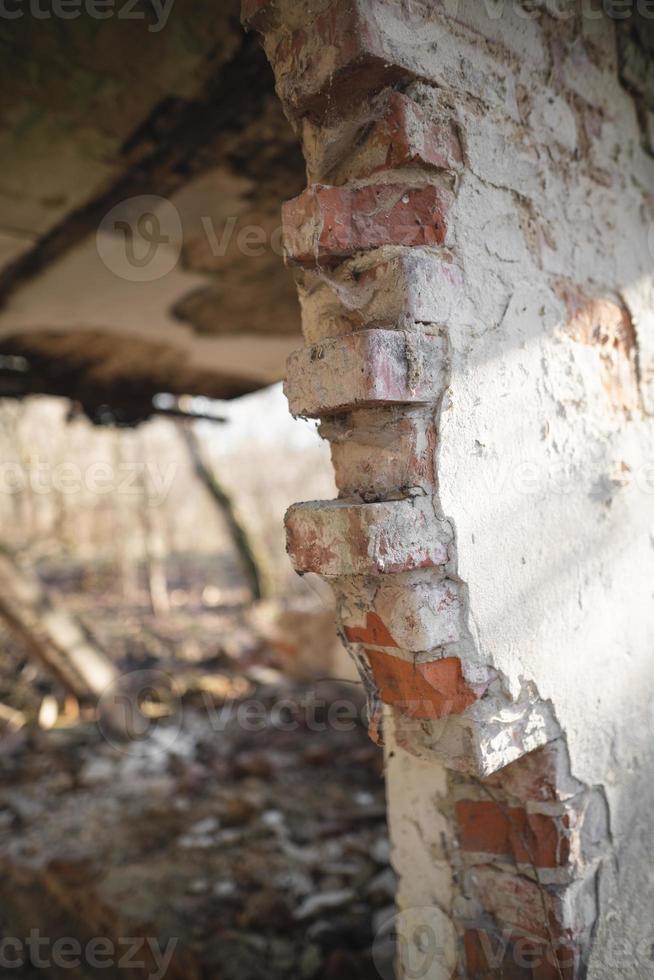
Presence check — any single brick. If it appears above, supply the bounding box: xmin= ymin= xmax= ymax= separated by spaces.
xmin=285 ymin=496 xmax=450 ymax=576
xmin=463 ymin=865 xmax=587 ymax=944
xmin=282 ymin=183 xmax=449 ymax=266
xmin=322 ymin=408 xmax=438 ymax=497
xmin=266 ymin=0 xmax=412 ymax=120
xmin=389 ymin=690 xmax=562 ymax=780
xmin=336 ymin=571 xmax=464 ymax=652
xmin=284 ymin=330 xmax=447 ymax=417
xmin=335 ymin=91 xmax=463 ymax=181
xmin=366 ymin=650 xmax=477 ymax=719
xmin=296 ymin=251 xmax=463 ymax=343
xmin=485 ymin=741 xmax=584 ymax=803
xmin=455 ymin=799 xmax=571 ymax=869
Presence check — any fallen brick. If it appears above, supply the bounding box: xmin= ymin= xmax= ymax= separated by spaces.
xmin=366 ymin=650 xmax=476 ymax=719
xmin=285 ymin=496 xmax=450 ymax=576
xmin=284 ymin=330 xmax=447 ymax=417
xmin=282 ymin=183 xmax=449 ymax=266
xmin=455 ymin=799 xmax=571 ymax=868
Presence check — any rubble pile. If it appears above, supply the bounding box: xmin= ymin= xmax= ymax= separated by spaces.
xmin=0 ymin=613 xmax=395 ymax=978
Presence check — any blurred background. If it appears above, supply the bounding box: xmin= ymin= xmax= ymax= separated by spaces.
xmin=0 ymin=386 xmax=394 ymax=980
xmin=0 ymin=2 xmax=398 ymax=973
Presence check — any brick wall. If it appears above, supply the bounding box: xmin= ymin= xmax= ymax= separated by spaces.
xmin=244 ymin=1 xmax=654 ymax=976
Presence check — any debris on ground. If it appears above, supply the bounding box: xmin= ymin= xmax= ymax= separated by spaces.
xmin=0 ymin=560 xmax=396 ymax=979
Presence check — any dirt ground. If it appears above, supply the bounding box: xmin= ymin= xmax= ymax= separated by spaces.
xmin=0 ymin=558 xmax=395 ymax=979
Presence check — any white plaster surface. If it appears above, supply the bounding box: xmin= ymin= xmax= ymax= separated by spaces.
xmin=429 ymin=11 xmax=654 ymax=974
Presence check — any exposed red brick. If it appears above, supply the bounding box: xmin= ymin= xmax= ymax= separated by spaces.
xmin=466 ymin=866 xmax=575 ymax=943
xmin=268 ymin=0 xmax=411 ymax=120
xmin=283 ymin=183 xmax=449 ymax=266
xmin=555 ymin=279 xmax=640 ymax=414
xmin=366 ymin=651 xmax=477 ymax=719
xmin=285 ymin=329 xmax=447 ymax=417
xmin=325 ymin=410 xmax=439 ymax=498
xmin=455 ymin=800 xmax=570 ymax=868
xmin=339 ymin=92 xmax=463 ymax=181
xmin=240 ymin=0 xmax=277 ymax=30
xmin=285 ymin=497 xmax=450 ymax=577
xmin=344 ymin=612 xmax=398 ymax=648
xmin=485 ymin=742 xmax=580 ymax=803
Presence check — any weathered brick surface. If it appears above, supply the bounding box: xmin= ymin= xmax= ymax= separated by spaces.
xmin=323 ymin=408 xmax=439 ymax=498
xmin=282 ymin=183 xmax=449 ymax=266
xmin=284 ymin=330 xmax=447 ymax=417
xmin=261 ymin=0 xmax=412 ymax=120
xmin=249 ymin=2 xmax=622 ymax=973
xmin=390 ymin=689 xmax=562 ymax=780
xmin=332 ymin=91 xmax=463 ymax=182
xmin=556 ymin=280 xmax=640 ymax=415
xmin=366 ymin=650 xmax=477 ymax=719
xmin=455 ymin=799 xmax=571 ymax=868
xmin=484 ymin=741 xmax=584 ymax=803
xmin=336 ymin=570 xmax=464 ymax=651
xmin=464 ymin=866 xmax=565 ymax=942
xmin=296 ymin=251 xmax=462 ymax=342
xmin=343 ymin=611 xmax=397 ymax=648
xmin=285 ymin=496 xmax=450 ymax=576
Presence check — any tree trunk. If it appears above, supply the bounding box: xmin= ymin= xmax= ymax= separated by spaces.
xmin=181 ymin=424 xmax=268 ymax=601
xmin=139 ymin=491 xmax=170 ymax=618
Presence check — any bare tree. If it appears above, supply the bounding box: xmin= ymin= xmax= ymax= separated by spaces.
xmin=181 ymin=424 xmax=269 ymax=601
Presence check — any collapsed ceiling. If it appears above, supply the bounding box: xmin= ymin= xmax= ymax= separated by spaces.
xmin=0 ymin=0 xmax=305 ymax=422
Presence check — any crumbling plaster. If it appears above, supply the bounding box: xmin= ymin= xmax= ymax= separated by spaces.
xmin=429 ymin=19 xmax=654 ymax=976
xmin=246 ymin=0 xmax=653 ymax=973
